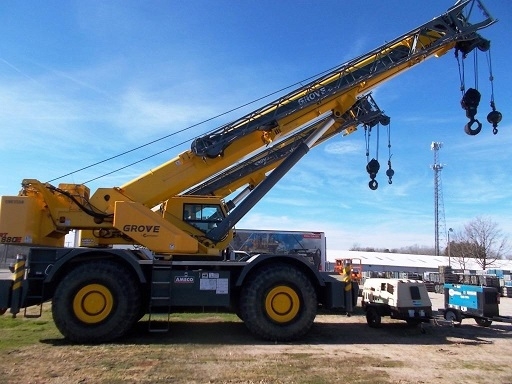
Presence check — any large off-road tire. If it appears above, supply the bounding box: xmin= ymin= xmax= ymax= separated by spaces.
xmin=52 ymin=260 xmax=141 ymax=343
xmin=239 ymin=263 xmax=317 ymax=342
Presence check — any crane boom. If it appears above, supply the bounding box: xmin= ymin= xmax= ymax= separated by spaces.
xmin=0 ymin=0 xmax=497 ymax=254
xmin=110 ymin=0 xmax=496 ymax=208
xmin=185 ymin=94 xmax=387 ymax=198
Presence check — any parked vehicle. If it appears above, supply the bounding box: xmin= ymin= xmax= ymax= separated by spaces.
xmin=441 ymin=283 xmax=512 ymax=326
xmin=361 ymin=278 xmax=433 ymax=327
xmin=231 ymin=229 xmax=325 ymax=270
xmin=0 ymin=0 xmax=499 ymax=343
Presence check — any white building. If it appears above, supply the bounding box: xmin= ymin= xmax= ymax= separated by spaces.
xmin=326 ymin=250 xmax=512 ymax=275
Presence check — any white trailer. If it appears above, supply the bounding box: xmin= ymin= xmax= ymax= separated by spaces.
xmin=361 ymin=278 xmax=433 ymax=327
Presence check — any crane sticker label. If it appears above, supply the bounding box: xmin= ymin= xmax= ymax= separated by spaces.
xmin=0 ymin=233 xmax=22 ymax=243
xmin=200 ymin=272 xmax=228 ymax=294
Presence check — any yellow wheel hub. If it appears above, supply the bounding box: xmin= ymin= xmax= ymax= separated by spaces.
xmin=265 ymin=286 xmax=300 ymax=323
xmin=73 ymin=284 xmax=114 ymax=324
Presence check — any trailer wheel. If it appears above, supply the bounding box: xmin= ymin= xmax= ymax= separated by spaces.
xmin=240 ymin=263 xmax=317 ymax=341
xmin=475 ymin=317 xmax=492 ymax=327
xmin=52 ymin=260 xmax=141 ymax=343
xmin=444 ymin=309 xmax=461 ymax=326
xmin=406 ymin=319 xmax=421 ymax=327
xmin=366 ymin=307 xmax=381 ymax=328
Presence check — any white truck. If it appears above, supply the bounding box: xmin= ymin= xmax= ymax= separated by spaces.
xmin=361 ymin=278 xmax=433 ymax=327
xmin=231 ymin=229 xmax=326 ymax=271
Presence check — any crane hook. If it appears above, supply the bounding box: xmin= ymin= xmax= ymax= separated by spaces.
xmin=461 ymin=88 xmax=481 ymax=121
xmin=464 ymin=118 xmax=482 ymax=136
xmin=461 ymin=88 xmax=483 ymax=135
xmin=386 ymin=160 xmax=394 ymax=184
xmin=487 ymin=101 xmax=502 ymax=135
xmin=366 ymin=158 xmax=380 ymax=190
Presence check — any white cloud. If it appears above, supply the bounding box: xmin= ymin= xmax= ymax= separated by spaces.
xmin=324 ymin=141 xmax=362 ymax=155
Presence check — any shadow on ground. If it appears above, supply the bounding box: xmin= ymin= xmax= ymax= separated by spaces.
xmin=40 ymin=312 xmax=512 ymax=347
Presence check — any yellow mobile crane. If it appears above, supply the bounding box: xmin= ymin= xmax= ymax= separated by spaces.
xmin=0 ymin=1 xmax=501 ymax=343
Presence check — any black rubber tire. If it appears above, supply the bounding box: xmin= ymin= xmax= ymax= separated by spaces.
xmin=405 ymin=319 xmax=422 ymax=327
xmin=444 ymin=309 xmax=462 ymax=326
xmin=366 ymin=307 xmax=381 ymax=328
xmin=475 ymin=317 xmax=492 ymax=327
xmin=239 ymin=263 xmax=317 ymax=342
xmin=52 ymin=260 xmax=141 ymax=343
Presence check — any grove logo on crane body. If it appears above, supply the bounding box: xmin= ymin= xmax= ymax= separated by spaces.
xmin=122 ymin=224 xmax=160 ymax=234
xmin=298 ymin=87 xmax=328 ymax=107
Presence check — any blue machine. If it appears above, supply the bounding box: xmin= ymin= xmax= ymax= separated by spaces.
xmin=442 ymin=283 xmax=507 ymax=326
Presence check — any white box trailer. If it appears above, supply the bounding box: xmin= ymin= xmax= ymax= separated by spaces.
xmin=231 ymin=229 xmax=326 ymax=271
xmin=361 ymin=278 xmax=433 ymax=327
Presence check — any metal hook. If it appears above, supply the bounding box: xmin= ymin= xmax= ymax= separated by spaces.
xmin=386 ymin=166 xmax=394 ymax=184
xmin=487 ymin=109 xmax=502 ymax=135
xmin=464 ymin=118 xmax=482 ymax=136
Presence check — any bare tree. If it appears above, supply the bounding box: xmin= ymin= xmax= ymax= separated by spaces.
xmin=448 ymin=238 xmax=475 ymax=270
xmin=449 ymin=216 xmax=509 ymax=270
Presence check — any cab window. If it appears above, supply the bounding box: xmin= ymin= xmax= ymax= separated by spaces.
xmin=183 ymin=204 xmax=224 ymax=232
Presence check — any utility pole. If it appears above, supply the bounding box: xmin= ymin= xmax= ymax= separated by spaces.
xmin=448 ymin=227 xmax=453 ymax=266
xmin=431 ymin=142 xmax=447 ymax=256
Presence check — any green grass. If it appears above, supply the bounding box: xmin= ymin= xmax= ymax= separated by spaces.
xmin=0 ymin=307 xmax=60 ymax=350
xmin=0 ymin=309 xmax=397 ymax=384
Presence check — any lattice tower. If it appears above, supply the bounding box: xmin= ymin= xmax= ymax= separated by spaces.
xmin=431 ymin=142 xmax=447 ymax=256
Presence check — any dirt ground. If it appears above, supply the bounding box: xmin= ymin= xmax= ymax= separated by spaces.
xmin=1 ymin=293 xmax=512 ymax=384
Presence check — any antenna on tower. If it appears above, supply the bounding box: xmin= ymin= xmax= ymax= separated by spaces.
xmin=431 ymin=142 xmax=447 ymax=256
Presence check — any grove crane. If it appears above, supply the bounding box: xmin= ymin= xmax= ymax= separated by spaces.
xmin=0 ymin=0 xmax=501 ymax=343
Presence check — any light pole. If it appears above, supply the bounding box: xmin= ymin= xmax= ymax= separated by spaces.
xmin=448 ymin=228 xmax=453 ymax=267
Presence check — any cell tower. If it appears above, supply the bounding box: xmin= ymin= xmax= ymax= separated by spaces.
xmin=431 ymin=142 xmax=447 ymax=256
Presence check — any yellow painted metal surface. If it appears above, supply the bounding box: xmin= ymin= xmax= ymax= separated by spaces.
xmin=113 ymin=201 xmax=199 ymax=253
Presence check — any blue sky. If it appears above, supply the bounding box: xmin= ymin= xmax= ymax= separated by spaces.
xmin=1 ymin=1 xmax=511 ymax=251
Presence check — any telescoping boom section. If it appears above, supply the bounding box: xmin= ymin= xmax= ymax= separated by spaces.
xmin=0 ymin=1 xmax=501 ymax=344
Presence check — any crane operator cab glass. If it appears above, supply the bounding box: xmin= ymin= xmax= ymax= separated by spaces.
xmin=183 ymin=203 xmax=225 ymax=233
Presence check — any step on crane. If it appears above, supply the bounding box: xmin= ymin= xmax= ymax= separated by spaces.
xmin=0 ymin=0 xmax=501 ymax=343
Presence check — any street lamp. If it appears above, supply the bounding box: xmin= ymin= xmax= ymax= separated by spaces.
xmin=448 ymin=228 xmax=454 ymax=267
